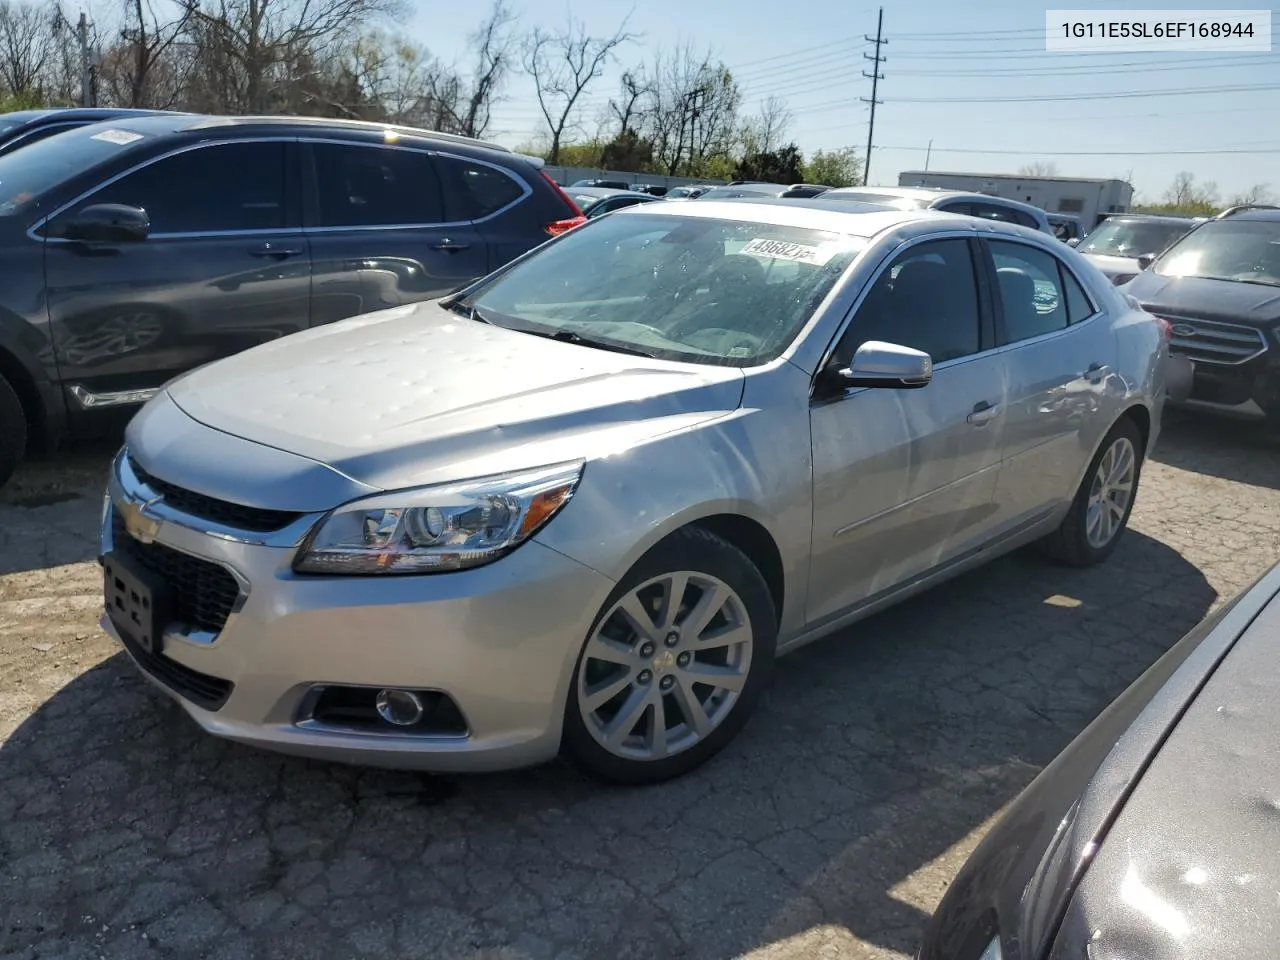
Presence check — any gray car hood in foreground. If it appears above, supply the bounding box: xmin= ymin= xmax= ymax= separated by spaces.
xmin=164 ymin=302 xmax=745 ymax=492
xmin=1053 ymin=587 xmax=1280 ymax=959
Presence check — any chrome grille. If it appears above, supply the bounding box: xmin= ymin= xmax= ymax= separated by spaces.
xmin=126 ymin=453 xmax=303 ymax=532
xmin=1162 ymin=315 xmax=1267 ymax=365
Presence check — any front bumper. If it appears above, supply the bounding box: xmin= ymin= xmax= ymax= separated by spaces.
xmin=1166 ymin=350 xmax=1280 ymax=423
xmin=100 ymin=452 xmax=616 ymax=772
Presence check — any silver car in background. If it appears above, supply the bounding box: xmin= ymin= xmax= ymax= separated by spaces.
xmin=99 ymin=201 xmax=1169 ymax=784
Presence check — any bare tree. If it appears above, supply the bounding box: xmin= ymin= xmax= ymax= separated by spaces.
xmin=103 ymin=0 xmax=195 ymax=107
xmin=748 ymin=96 xmax=792 ymax=155
xmin=1164 ymin=171 xmax=1218 ymax=210
xmin=451 ymin=0 xmax=515 ymax=137
xmin=523 ymin=13 xmax=636 ymax=163
xmin=0 ymin=0 xmax=53 ymax=97
xmin=177 ymin=0 xmax=403 ymax=113
xmin=609 ymin=68 xmax=648 ymax=135
xmin=1017 ymin=160 xmax=1058 ymax=177
xmin=641 ymin=44 xmax=739 ymax=176
xmin=1228 ymin=182 xmax=1277 ymax=206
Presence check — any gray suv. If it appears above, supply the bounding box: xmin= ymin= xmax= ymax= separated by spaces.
xmin=820 ymin=186 xmax=1054 ymax=234
xmin=0 ymin=114 xmax=584 ymax=487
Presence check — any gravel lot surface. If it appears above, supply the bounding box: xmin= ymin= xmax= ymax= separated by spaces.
xmin=2 ymin=413 xmax=1278 ymax=960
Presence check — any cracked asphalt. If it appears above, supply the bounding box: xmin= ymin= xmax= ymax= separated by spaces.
xmin=2 ymin=411 xmax=1278 ymax=960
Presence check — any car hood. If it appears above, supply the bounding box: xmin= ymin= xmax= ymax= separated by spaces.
xmin=1123 ymin=271 xmax=1280 ymax=326
xmin=1052 ymin=583 xmax=1280 ymax=960
xmin=165 ymin=302 xmax=746 ymax=492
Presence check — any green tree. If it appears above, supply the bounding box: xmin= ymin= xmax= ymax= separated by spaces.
xmin=733 ymin=142 xmax=804 ymax=183
xmin=804 ymin=147 xmax=861 ymax=187
xmin=600 ymin=129 xmax=653 ymax=171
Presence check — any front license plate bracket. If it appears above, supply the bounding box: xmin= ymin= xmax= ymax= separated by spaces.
xmin=103 ymin=551 xmax=170 ymax=656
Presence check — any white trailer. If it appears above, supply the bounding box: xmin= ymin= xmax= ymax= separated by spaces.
xmin=897 ymin=171 xmax=1134 ymax=230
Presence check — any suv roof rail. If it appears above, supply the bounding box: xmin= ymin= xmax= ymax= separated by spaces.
xmin=1217 ymin=203 xmax=1280 ymax=219
xmin=183 ymin=114 xmax=513 ymax=153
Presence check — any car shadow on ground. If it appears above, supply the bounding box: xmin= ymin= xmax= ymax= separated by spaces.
xmin=1152 ymin=411 xmax=1280 ymax=489
xmin=0 ymin=529 xmax=1216 ymax=960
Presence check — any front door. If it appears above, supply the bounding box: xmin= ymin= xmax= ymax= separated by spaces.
xmin=45 ymin=138 xmax=310 ymax=407
xmin=984 ymin=239 xmax=1118 ymax=530
xmin=303 ymin=141 xmax=489 ymax=323
xmin=807 ymin=236 xmax=1008 ymax=626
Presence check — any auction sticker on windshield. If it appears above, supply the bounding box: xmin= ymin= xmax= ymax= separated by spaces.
xmin=741 ymin=237 xmax=842 ymax=266
xmin=90 ymin=129 xmax=144 ymax=145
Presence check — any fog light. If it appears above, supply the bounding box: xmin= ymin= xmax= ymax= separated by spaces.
xmin=375 ymin=689 xmax=424 ymax=726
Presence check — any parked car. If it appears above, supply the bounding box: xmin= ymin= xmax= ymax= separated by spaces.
xmin=666 ymin=184 xmax=717 ymax=199
xmin=99 ymin=200 xmax=1169 ymax=784
xmin=566 ymin=185 xmax=636 ymax=210
xmin=630 ymin=184 xmax=668 ymax=196
xmin=697 ymin=182 xmax=831 ymax=200
xmin=569 ymin=178 xmax=631 ymax=190
xmin=0 ymin=107 xmax=183 ymax=157
xmin=1045 ymin=212 xmax=1082 ymax=244
xmin=1122 ymin=205 xmax=1280 ymax=426
xmin=1073 ymin=212 xmax=1201 ymax=285
xmin=820 ymin=186 xmax=1055 ymax=235
xmin=918 ymin=558 xmax=1280 ymax=960
xmin=0 ymin=114 xmax=585 ymax=488
xmin=583 ymin=192 xmax=662 ymax=218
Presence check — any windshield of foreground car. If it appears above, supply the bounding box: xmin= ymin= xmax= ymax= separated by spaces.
xmin=0 ymin=124 xmax=150 ymax=216
xmin=454 ymin=213 xmax=866 ymax=367
xmin=1154 ymin=220 xmax=1280 ymax=286
xmin=1078 ymin=218 xmax=1194 ymax=258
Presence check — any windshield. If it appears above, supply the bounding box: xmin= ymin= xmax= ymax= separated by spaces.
xmin=0 ymin=124 xmax=149 ymax=216
xmin=1154 ymin=220 xmax=1280 ymax=286
xmin=1078 ymin=219 xmax=1193 ymax=258
xmin=457 ymin=212 xmax=865 ymax=366
xmin=823 ymin=191 xmax=931 ymax=210
xmin=698 ymin=185 xmax=785 ymax=200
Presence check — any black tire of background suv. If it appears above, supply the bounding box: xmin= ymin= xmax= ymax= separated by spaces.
xmin=0 ymin=372 xmax=27 ymax=489
xmin=562 ymin=526 xmax=778 ymax=785
xmin=1039 ymin=416 xmax=1145 ymax=567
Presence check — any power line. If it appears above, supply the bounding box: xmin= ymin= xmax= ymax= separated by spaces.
xmin=891 ymin=81 xmax=1280 ymax=104
xmin=877 ymin=142 xmax=1280 ymax=156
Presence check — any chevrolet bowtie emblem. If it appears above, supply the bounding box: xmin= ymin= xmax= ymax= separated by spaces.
xmin=122 ymin=496 xmax=163 ymax=544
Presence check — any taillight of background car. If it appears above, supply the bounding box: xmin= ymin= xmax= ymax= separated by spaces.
xmin=540 ymin=171 xmax=588 ymax=236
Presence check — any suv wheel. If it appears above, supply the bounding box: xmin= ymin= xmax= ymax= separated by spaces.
xmin=0 ymin=372 xmax=27 ymax=489
xmin=563 ymin=527 xmax=777 ymax=784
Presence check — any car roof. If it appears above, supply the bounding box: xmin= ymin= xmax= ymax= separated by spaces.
xmin=825 ymin=185 xmax=1046 ymax=215
xmin=570 ymin=186 xmax=633 ymax=199
xmin=1218 ymin=206 xmax=1280 ymax=221
xmin=1102 ymin=212 xmax=1199 ymax=224
xmin=617 ymin=195 xmax=1046 ymax=241
xmin=1 ymin=107 xmax=178 ymax=126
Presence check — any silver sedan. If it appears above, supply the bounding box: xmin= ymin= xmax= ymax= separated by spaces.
xmin=99 ymin=200 xmax=1171 ymax=783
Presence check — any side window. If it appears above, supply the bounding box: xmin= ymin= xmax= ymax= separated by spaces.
xmin=1061 ymin=266 xmax=1095 ymax=323
xmin=82 ymin=141 xmax=288 ymax=233
xmin=839 ymin=238 xmax=982 ymax=365
xmin=436 ymin=155 xmax=524 ymax=220
xmin=934 ymin=201 xmax=972 ymax=216
xmin=1012 ymin=210 xmax=1041 ymax=230
xmin=970 ymin=202 xmax=1018 ymax=224
xmin=989 ymin=240 xmax=1069 ymax=343
xmin=312 ymin=142 xmax=444 ymax=227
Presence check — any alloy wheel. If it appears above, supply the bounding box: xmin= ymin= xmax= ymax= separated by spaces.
xmin=576 ymin=571 xmax=753 ymax=762
xmin=1085 ymin=435 xmax=1136 ymax=548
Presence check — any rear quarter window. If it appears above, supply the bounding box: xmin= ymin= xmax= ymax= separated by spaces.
xmin=437 ymin=156 xmax=526 ymax=220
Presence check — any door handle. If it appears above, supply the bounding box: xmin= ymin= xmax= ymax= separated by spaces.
xmin=431 ymin=239 xmax=471 ymax=252
xmin=1082 ymin=362 xmax=1111 ymax=384
xmin=249 ymin=242 xmax=302 ymax=260
xmin=966 ymin=400 xmax=1000 ymax=426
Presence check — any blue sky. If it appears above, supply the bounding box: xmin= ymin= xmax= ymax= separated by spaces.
xmin=409 ymin=1 xmax=1279 ymax=202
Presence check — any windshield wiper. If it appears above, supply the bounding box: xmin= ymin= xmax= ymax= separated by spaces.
xmin=526 ymin=327 xmax=657 ymax=358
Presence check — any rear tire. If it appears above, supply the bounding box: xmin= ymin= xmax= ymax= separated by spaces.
xmin=563 ymin=527 xmax=777 ymax=785
xmin=1039 ymin=416 xmax=1144 ymax=567
xmin=0 ymin=372 xmax=27 ymax=490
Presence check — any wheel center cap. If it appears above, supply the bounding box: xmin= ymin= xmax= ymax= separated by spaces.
xmin=652 ymin=650 xmax=676 ymax=673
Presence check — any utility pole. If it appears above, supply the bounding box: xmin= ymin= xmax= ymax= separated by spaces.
xmin=861 ymin=6 xmax=886 ymax=187
xmin=77 ymin=12 xmax=91 ymax=107
xmin=925 ymin=138 xmax=933 ymax=171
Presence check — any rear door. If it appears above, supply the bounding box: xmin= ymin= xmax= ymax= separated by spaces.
xmin=302 ymin=140 xmax=488 ymax=323
xmin=44 ymin=137 xmax=310 ymax=407
xmin=984 ymin=238 xmax=1118 ymax=530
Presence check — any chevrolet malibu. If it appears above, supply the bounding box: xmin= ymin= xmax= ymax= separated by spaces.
xmin=100 ymin=201 xmax=1171 ymax=784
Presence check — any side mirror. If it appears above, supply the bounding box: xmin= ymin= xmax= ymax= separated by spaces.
xmin=1136 ymin=252 xmax=1157 ymax=271
xmin=58 ymin=203 xmax=150 ymax=243
xmin=835 ymin=340 xmax=933 ymax=390
xmin=1066 ymin=236 xmax=1081 ymax=247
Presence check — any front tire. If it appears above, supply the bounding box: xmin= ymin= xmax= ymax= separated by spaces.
xmin=1040 ymin=416 xmax=1144 ymax=567
xmin=0 ymin=372 xmax=27 ymax=490
xmin=563 ymin=527 xmax=777 ymax=785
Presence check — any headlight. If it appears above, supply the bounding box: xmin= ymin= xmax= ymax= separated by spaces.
xmin=293 ymin=461 xmax=584 ymax=575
